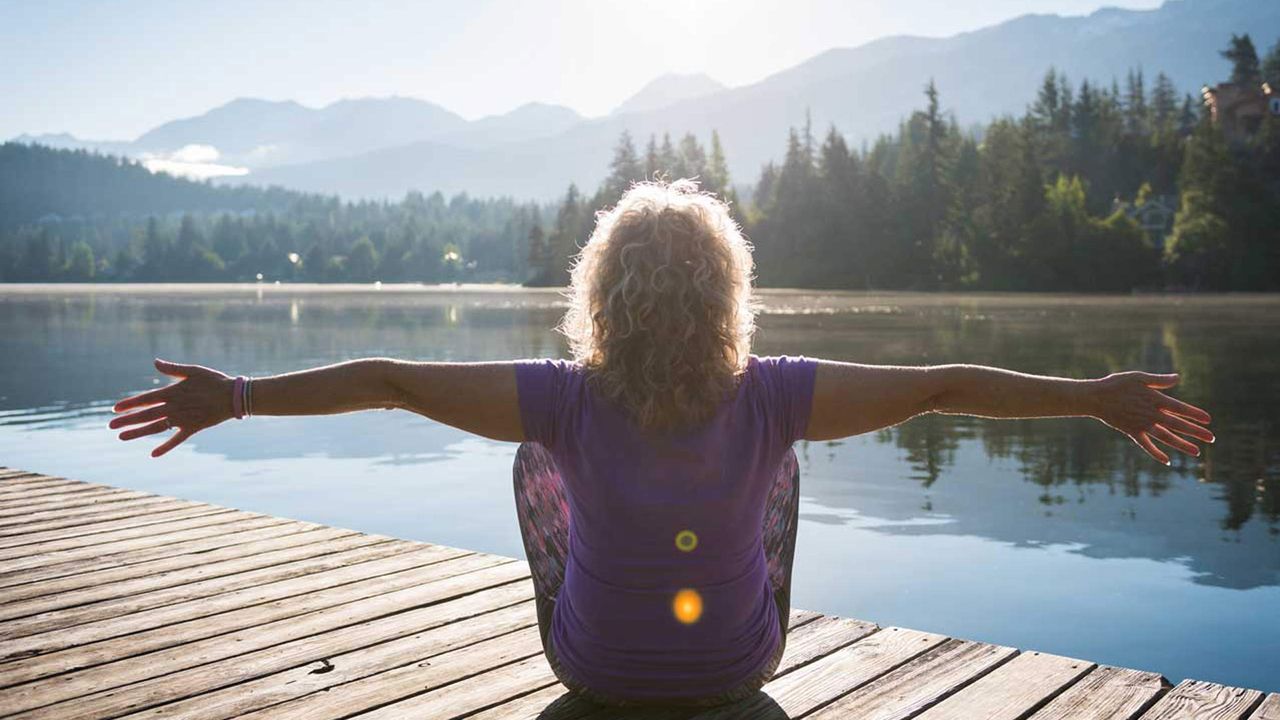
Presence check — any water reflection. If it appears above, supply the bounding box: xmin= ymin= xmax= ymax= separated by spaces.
xmin=0 ymin=286 xmax=1276 ymax=689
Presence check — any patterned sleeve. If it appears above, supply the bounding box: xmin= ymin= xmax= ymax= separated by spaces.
xmin=754 ymin=355 xmax=820 ymax=444
xmin=514 ymin=358 xmax=578 ymax=447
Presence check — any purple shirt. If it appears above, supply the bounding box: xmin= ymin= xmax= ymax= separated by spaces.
xmin=514 ymin=354 xmax=818 ymax=701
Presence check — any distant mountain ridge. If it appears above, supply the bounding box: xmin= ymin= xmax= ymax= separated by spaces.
xmin=11 ymin=0 xmax=1279 ymax=200
xmin=612 ymin=73 xmax=727 ymax=115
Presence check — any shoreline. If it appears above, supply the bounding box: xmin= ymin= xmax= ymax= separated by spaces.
xmin=1 ymin=283 xmax=1279 ymax=308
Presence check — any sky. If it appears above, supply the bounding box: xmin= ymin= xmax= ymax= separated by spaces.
xmin=2 ymin=0 xmax=1166 ymax=141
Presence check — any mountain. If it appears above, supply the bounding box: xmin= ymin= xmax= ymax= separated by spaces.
xmin=241 ymin=0 xmax=1280 ymax=201
xmin=432 ymin=103 xmax=583 ymax=148
xmin=12 ymin=0 xmax=1279 ymax=201
xmin=130 ymin=96 xmax=467 ymax=168
xmin=11 ymin=96 xmax=582 ymax=177
xmin=612 ymin=73 xmax=727 ymax=115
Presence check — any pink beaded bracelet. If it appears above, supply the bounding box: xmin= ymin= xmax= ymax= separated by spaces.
xmin=232 ymin=376 xmax=246 ymax=419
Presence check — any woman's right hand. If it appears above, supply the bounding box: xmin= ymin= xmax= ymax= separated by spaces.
xmin=109 ymin=358 xmax=236 ymax=458
xmin=1088 ymin=371 xmax=1214 ymax=465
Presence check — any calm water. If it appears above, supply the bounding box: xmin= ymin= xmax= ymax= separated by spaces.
xmin=1 ymin=285 xmax=1277 ymax=691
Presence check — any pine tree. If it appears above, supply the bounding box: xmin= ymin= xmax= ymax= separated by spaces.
xmin=1150 ymin=72 xmax=1178 ymax=131
xmin=602 ymin=131 xmax=642 ymax=202
xmin=1264 ymin=38 xmax=1280 ymax=88
xmin=526 ymin=224 xmax=548 ymax=282
xmin=540 ymin=184 xmax=586 ymax=287
xmin=658 ymin=133 xmax=681 ymax=178
xmin=706 ymin=130 xmax=732 ymax=197
xmin=1222 ymin=34 xmax=1261 ymax=84
xmin=678 ymin=133 xmax=708 ymax=183
xmin=347 ymin=236 xmax=379 ymax=283
xmin=1124 ymin=68 xmax=1148 ymax=135
xmin=643 ymin=135 xmax=660 ymax=180
xmin=141 ymin=216 xmax=168 ymax=281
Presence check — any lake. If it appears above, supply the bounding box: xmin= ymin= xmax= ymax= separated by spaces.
xmin=0 ymin=284 xmax=1276 ymax=691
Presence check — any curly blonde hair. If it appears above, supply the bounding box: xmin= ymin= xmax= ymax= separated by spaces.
xmin=558 ymin=178 xmax=757 ymax=433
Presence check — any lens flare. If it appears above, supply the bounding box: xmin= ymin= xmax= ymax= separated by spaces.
xmin=674 ymin=529 xmax=698 ymax=552
xmin=673 ymin=588 xmax=703 ymax=624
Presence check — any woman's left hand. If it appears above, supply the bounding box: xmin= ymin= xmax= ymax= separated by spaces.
xmin=1088 ymin=371 xmax=1214 ymax=465
xmin=109 ymin=359 xmax=235 ymax=457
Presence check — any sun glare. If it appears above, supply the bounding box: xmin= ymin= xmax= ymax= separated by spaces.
xmin=673 ymin=588 xmax=703 ymax=624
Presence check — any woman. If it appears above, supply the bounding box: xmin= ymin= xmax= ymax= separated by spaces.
xmin=109 ymin=179 xmax=1213 ymax=708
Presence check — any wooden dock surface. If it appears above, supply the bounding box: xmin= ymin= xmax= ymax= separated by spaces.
xmin=0 ymin=466 xmax=1274 ymax=720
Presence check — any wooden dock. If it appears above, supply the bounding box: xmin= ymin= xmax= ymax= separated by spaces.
xmin=0 ymin=465 xmax=1274 ymax=720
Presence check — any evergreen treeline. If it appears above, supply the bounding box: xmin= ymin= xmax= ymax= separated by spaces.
xmin=533 ymin=34 xmax=1280 ymax=292
xmin=0 ymin=143 xmax=544 ymax=283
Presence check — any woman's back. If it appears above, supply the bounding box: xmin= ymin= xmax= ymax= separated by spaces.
xmin=515 ymin=353 xmax=817 ymax=701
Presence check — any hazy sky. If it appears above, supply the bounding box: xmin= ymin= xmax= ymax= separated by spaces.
xmin=3 ymin=0 xmax=1165 ymax=141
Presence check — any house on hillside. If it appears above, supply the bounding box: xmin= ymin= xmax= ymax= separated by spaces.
xmin=1113 ymin=193 xmax=1178 ymax=251
xmin=1202 ymin=81 xmax=1278 ymax=142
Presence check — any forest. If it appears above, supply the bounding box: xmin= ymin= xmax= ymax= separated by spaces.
xmin=532 ymin=34 xmax=1280 ymax=291
xmin=2 ymin=34 xmax=1278 ymax=291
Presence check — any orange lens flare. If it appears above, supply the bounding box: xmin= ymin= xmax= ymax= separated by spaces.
xmin=672 ymin=588 xmax=703 ymax=624
xmin=674 ymin=529 xmax=698 ymax=552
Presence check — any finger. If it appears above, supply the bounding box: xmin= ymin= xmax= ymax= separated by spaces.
xmin=1137 ymin=372 xmax=1179 ymax=388
xmin=119 ymin=418 xmax=173 ymax=442
xmin=1133 ymin=431 xmax=1170 ymax=465
xmin=1154 ymin=392 xmax=1211 ymax=424
xmin=1155 ymin=410 xmax=1215 ymax=444
xmin=109 ymin=405 xmax=168 ymax=429
xmin=114 ymin=386 xmax=172 ymax=412
xmin=154 ymin=358 xmax=205 ymax=378
xmin=1149 ymin=424 xmax=1200 ymax=458
xmin=152 ymin=428 xmax=193 ymax=458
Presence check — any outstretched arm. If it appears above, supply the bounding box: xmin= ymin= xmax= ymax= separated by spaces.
xmin=804 ymin=360 xmax=1214 ymax=465
xmin=110 ymin=358 xmax=524 ymax=457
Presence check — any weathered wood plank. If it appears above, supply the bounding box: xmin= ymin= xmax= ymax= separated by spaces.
xmin=465 ymin=684 xmax=588 ymax=720
xmin=0 ymin=487 xmax=148 ymax=517
xmin=357 ymin=654 xmax=563 ymax=720
xmin=0 ymin=517 xmax=304 ymax=586
xmin=680 ymin=627 xmax=949 ymax=720
xmin=0 ymin=496 xmax=196 ymax=533
xmin=0 ymin=529 xmax=380 ymax=621
xmin=1030 ymin=666 xmax=1170 ymax=720
xmin=0 ymin=477 xmax=85 ymax=496
xmin=769 ymin=614 xmax=878 ymax=674
xmin=0 ymin=509 xmax=251 ymax=561
xmin=1248 ymin=694 xmax=1280 ymax=720
xmin=788 ymin=608 xmax=823 ymax=627
xmin=0 ymin=480 xmax=101 ymax=502
xmin=0 ymin=526 xmax=349 ymax=604
xmin=0 ymin=552 xmax=514 ymax=696
xmin=234 ymin=626 xmax=550 ymax=720
xmin=17 ymin=585 xmax=537 ymax=720
xmin=0 ymin=540 xmax=438 ymax=652
xmin=0 ymin=484 xmax=135 ymax=508
xmin=0 ymin=480 xmax=70 ymax=495
xmin=0 ymin=504 xmax=232 ymax=550
xmin=1140 ymin=679 xmax=1265 ymax=720
xmin=0 ymin=469 xmax=60 ymax=480
xmin=806 ymin=639 xmax=1018 ymax=720
xmin=916 ymin=650 xmax=1094 ymax=719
